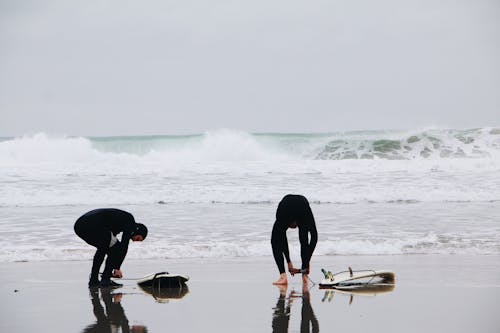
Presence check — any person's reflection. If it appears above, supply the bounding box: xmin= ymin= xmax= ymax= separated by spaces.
xmin=82 ymin=287 xmax=148 ymax=333
xmin=272 ymin=285 xmax=290 ymax=332
xmin=272 ymin=285 xmax=319 ymax=333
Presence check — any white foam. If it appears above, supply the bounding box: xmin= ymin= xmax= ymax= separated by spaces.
xmin=1 ymin=235 xmax=496 ymax=263
xmin=0 ymin=128 xmax=499 ymax=206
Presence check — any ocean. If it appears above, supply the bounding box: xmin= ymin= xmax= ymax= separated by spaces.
xmin=1 ymin=127 xmax=499 ymax=262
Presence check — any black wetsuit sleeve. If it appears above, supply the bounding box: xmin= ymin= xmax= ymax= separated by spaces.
xmin=108 ymin=237 xmax=130 ymax=270
xmin=107 ymin=210 xmax=137 ymax=270
xmin=299 ymin=219 xmax=318 ymax=270
xmin=283 ymin=233 xmax=291 ymax=263
xmin=271 ymin=223 xmax=290 ymax=274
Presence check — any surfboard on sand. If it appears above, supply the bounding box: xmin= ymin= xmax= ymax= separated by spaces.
xmin=137 ymin=272 xmax=189 ymax=289
xmin=319 ymin=267 xmax=395 ymax=289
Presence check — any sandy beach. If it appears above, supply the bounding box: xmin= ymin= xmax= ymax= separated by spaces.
xmin=1 ymin=254 xmax=499 ymax=332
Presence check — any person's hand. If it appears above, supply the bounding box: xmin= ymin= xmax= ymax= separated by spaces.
xmin=288 ymin=262 xmax=301 ymax=276
xmin=112 ymin=269 xmax=123 ymax=278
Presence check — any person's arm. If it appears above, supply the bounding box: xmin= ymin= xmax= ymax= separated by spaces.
xmin=283 ymin=232 xmax=291 ymax=264
xmin=299 ymin=200 xmax=318 ymax=271
xmin=299 ymin=222 xmax=318 ymax=271
xmin=109 ymin=212 xmax=137 ymax=271
xmin=108 ymin=238 xmax=130 ymax=271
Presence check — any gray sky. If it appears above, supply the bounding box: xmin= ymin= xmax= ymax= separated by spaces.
xmin=1 ymin=0 xmax=499 ymax=136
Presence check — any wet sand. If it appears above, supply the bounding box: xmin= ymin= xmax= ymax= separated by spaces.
xmin=1 ymin=255 xmax=499 ymax=332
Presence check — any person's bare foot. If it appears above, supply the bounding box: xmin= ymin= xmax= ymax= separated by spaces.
xmin=273 ymin=277 xmax=288 ymax=285
xmin=273 ymin=273 xmax=288 ymax=285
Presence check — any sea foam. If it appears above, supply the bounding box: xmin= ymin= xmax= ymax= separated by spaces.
xmin=1 ymin=128 xmax=499 ymax=207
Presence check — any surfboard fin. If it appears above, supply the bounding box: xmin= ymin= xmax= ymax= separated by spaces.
xmin=348 ymin=266 xmax=353 ymax=277
xmin=321 ymin=268 xmax=334 ymax=281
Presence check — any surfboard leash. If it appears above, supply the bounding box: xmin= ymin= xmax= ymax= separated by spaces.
xmin=306 ymin=275 xmax=316 ymax=287
xmin=296 ymin=268 xmax=316 ymax=287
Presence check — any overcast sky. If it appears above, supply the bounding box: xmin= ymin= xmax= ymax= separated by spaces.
xmin=0 ymin=0 xmax=499 ymax=136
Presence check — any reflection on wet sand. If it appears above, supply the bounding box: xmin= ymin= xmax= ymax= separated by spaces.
xmin=272 ymin=285 xmax=319 ymax=333
xmin=321 ymin=284 xmax=395 ymax=305
xmin=138 ymin=285 xmax=189 ymax=303
xmin=272 ymin=285 xmax=290 ymax=332
xmin=83 ymin=287 xmax=147 ymax=333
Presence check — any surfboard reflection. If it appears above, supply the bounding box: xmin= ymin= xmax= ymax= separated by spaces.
xmin=138 ymin=285 xmax=189 ymax=303
xmin=272 ymin=285 xmax=319 ymax=333
xmin=83 ymin=287 xmax=148 ymax=333
xmin=321 ymin=284 xmax=395 ymax=305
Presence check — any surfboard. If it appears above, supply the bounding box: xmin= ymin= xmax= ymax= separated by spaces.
xmin=137 ymin=272 xmax=189 ymax=288
xmin=319 ymin=267 xmax=395 ymax=289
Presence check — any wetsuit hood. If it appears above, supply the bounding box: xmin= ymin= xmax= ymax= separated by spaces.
xmin=132 ymin=223 xmax=148 ymax=239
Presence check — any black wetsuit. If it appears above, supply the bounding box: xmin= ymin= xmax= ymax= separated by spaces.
xmin=271 ymin=195 xmax=318 ymax=274
xmin=74 ymin=208 xmax=138 ymax=283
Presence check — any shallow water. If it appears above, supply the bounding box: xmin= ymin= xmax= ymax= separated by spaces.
xmin=1 ymin=201 xmax=499 ymax=263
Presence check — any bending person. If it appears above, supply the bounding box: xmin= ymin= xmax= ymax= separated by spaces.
xmin=74 ymin=208 xmax=148 ymax=287
xmin=271 ymin=194 xmax=318 ymax=285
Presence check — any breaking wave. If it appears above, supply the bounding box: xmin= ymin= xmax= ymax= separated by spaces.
xmin=1 ymin=127 xmax=499 ymax=164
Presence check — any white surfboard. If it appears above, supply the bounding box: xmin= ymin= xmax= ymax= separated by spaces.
xmin=319 ymin=268 xmax=395 ymax=289
xmin=137 ymin=272 xmax=189 ymax=288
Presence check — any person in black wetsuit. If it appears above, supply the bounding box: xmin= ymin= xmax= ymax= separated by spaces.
xmin=271 ymin=194 xmax=318 ymax=285
xmin=74 ymin=208 xmax=148 ymax=287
